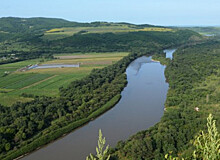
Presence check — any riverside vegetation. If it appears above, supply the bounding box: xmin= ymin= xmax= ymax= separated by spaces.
xmin=0 ymin=17 xmax=206 ymax=160
xmin=88 ymin=114 xmax=220 ymax=160
xmin=110 ymin=41 xmax=220 ymax=159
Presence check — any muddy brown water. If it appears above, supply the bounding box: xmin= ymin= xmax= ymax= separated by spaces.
xmin=21 ymin=49 xmax=176 ymax=160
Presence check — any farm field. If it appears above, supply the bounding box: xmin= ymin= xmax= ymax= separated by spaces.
xmin=0 ymin=52 xmax=129 ymax=106
xmin=42 ymin=25 xmax=174 ymax=40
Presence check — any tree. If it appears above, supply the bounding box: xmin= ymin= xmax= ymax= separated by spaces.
xmin=86 ymin=129 xmax=110 ymax=160
xmin=5 ymin=143 xmax=11 ymax=151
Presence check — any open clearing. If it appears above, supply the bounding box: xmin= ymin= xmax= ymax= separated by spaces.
xmin=0 ymin=52 xmax=129 ymax=106
xmin=42 ymin=25 xmax=173 ymax=40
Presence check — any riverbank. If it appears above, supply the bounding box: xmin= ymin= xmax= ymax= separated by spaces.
xmin=2 ymin=49 xmax=174 ymax=160
xmin=111 ymin=45 xmax=220 ymax=159
xmin=21 ymin=52 xmax=171 ymax=160
xmin=3 ymin=95 xmax=122 ymax=160
xmin=1 ymin=49 xmax=172 ymax=160
xmin=152 ymin=53 xmax=171 ymax=66
xmin=151 ymin=59 xmax=160 ymax=63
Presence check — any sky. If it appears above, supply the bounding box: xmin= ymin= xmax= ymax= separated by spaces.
xmin=1 ymin=0 xmax=220 ymax=26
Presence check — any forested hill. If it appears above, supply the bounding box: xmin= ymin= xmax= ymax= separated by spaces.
xmin=48 ymin=30 xmax=201 ymax=53
xmin=181 ymin=26 xmax=220 ymax=37
xmin=0 ymin=17 xmax=158 ymax=34
xmin=0 ymin=17 xmax=203 ymax=66
xmin=110 ymin=40 xmax=220 ymax=159
xmin=0 ymin=17 xmax=77 ymax=33
xmin=0 ymin=18 xmax=203 ymax=63
xmin=0 ymin=19 xmax=203 ymax=160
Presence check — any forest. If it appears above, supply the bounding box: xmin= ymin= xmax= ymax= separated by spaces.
xmin=0 ymin=17 xmax=204 ymax=160
xmin=110 ymin=41 xmax=220 ymax=159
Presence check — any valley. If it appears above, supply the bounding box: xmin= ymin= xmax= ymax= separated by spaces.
xmin=0 ymin=17 xmax=219 ymax=160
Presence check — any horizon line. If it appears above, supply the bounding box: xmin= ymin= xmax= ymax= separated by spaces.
xmin=1 ymin=16 xmax=220 ymax=27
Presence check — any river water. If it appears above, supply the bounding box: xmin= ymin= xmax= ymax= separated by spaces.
xmin=21 ymin=49 xmax=175 ymax=160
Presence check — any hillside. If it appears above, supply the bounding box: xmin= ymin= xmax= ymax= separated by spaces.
xmin=0 ymin=17 xmax=203 ymax=67
xmin=0 ymin=17 xmax=84 ymax=33
xmin=0 ymin=17 xmax=163 ymax=34
xmin=180 ymin=26 xmax=220 ymax=37
xmin=0 ymin=17 xmax=178 ymax=64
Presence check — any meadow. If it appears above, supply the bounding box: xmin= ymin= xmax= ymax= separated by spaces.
xmin=42 ymin=25 xmax=174 ymax=40
xmin=0 ymin=52 xmax=129 ymax=106
xmin=184 ymin=27 xmax=220 ymax=36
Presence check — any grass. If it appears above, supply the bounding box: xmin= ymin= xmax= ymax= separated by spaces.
xmin=45 ymin=28 xmax=64 ymax=33
xmin=42 ymin=26 xmax=174 ymax=40
xmin=0 ymin=52 xmax=128 ymax=106
xmin=54 ymin=52 xmax=129 ymax=57
xmin=0 ymin=94 xmax=33 ymax=106
xmin=0 ymin=58 xmax=44 ymax=70
xmin=183 ymin=27 xmax=220 ymax=36
xmin=1 ymin=73 xmax=52 ymax=89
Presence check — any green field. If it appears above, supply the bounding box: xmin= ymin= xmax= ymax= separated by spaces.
xmin=0 ymin=52 xmax=129 ymax=106
xmin=42 ymin=25 xmax=174 ymax=40
xmin=183 ymin=27 xmax=220 ymax=36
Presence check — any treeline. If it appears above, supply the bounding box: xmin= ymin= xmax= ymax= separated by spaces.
xmin=110 ymin=40 xmax=220 ymax=160
xmin=0 ymin=17 xmax=162 ymax=34
xmin=0 ymin=17 xmax=85 ymax=34
xmin=44 ymin=29 xmax=202 ymax=53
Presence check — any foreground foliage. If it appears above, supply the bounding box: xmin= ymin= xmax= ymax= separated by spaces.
xmin=193 ymin=114 xmax=220 ymax=160
xmin=87 ymin=130 xmax=110 ymax=160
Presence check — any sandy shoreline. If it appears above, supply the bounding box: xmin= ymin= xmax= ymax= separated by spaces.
xmin=151 ymin=59 xmax=160 ymax=62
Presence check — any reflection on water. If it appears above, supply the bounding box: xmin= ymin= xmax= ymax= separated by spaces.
xmin=22 ymin=49 xmax=176 ymax=160
xmin=165 ymin=48 xmax=176 ymax=60
xmin=128 ymin=56 xmax=152 ymax=75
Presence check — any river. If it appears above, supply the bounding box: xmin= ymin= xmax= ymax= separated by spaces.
xmin=21 ymin=49 xmax=176 ymax=160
